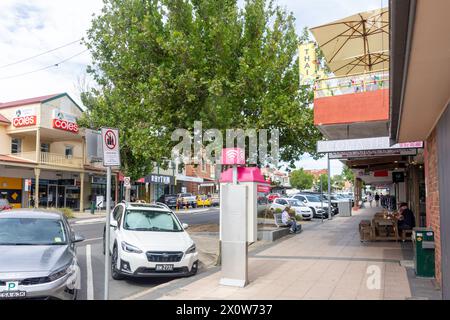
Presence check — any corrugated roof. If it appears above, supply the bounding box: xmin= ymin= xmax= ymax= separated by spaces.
xmin=0 ymin=93 xmax=61 ymax=109
xmin=0 ymin=113 xmax=11 ymax=124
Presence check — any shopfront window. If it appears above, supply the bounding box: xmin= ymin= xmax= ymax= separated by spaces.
xmin=11 ymin=138 xmax=22 ymax=154
xmin=41 ymin=143 xmax=50 ymax=153
xmin=65 ymin=145 xmax=73 ymax=158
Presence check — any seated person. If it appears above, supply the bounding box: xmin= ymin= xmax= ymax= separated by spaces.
xmin=281 ymin=206 xmax=299 ymax=234
xmin=396 ymin=202 xmax=416 ymax=232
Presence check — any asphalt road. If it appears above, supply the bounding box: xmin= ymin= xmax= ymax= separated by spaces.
xmin=70 ymin=207 xmax=219 ymax=300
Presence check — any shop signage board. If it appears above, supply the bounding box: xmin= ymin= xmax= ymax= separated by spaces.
xmin=52 ymin=109 xmax=79 ymax=133
xmin=317 ymin=136 xmax=423 ymax=153
xmin=13 ymin=107 xmax=36 ymax=127
xmin=329 ymin=148 xmax=418 ymax=159
xmin=101 ymin=128 xmax=120 ymax=167
xmin=144 ymin=174 xmax=174 ymax=185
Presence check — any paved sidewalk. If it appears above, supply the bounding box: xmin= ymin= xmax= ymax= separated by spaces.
xmin=145 ymin=207 xmax=440 ymax=300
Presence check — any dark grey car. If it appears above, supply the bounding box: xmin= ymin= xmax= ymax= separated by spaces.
xmin=0 ymin=210 xmax=84 ymax=300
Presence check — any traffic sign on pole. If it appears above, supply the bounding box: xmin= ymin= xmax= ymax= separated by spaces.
xmin=100 ymin=127 xmax=120 ymax=301
xmin=101 ymin=128 xmax=120 ymax=167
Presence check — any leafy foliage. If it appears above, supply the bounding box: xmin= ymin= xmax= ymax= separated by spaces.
xmin=289 ymin=168 xmax=314 ymax=190
xmin=80 ymin=0 xmax=322 ymax=178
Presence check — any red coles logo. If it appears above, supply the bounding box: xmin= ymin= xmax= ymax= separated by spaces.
xmin=52 ymin=119 xmax=79 ymax=133
xmin=13 ymin=116 xmax=37 ymax=127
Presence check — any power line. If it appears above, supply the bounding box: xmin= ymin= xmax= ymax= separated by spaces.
xmin=0 ymin=39 xmax=82 ymax=69
xmin=0 ymin=49 xmax=89 ymax=80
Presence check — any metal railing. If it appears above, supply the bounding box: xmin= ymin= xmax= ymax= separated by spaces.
xmin=9 ymin=151 xmax=84 ymax=168
xmin=314 ymin=70 xmax=389 ymax=98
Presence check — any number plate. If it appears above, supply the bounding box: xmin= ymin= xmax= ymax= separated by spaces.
xmin=0 ymin=291 xmax=27 ymax=299
xmin=155 ymin=264 xmax=174 ymax=272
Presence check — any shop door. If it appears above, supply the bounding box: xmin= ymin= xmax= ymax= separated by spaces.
xmin=58 ymin=186 xmax=65 ymax=208
xmin=48 ymin=185 xmax=57 ymax=208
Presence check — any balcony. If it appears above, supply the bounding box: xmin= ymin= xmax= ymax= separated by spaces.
xmin=313 ymin=71 xmax=390 ymax=140
xmin=8 ymin=151 xmax=84 ymax=169
xmin=314 ymin=71 xmax=389 ymax=98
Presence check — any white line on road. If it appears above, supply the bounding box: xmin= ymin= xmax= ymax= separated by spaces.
xmin=86 ymin=244 xmax=94 ymax=300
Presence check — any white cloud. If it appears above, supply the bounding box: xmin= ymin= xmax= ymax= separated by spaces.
xmin=0 ymin=0 xmax=103 ymax=105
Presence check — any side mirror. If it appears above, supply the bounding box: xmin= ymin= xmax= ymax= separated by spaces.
xmin=182 ymin=223 xmax=189 ymax=229
xmin=303 ymin=200 xmax=307 ymax=203
xmin=110 ymin=220 xmax=118 ymax=228
xmin=73 ymin=233 xmax=85 ymax=243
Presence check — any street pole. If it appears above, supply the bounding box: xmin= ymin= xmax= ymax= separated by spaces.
xmin=104 ymin=166 xmax=111 ymax=300
xmin=320 ymin=176 xmax=323 ymax=223
xmin=328 ymin=154 xmax=332 ymax=220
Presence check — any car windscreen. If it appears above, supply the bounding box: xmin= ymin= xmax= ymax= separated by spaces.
xmin=287 ymin=199 xmax=303 ymax=207
xmin=306 ymin=195 xmax=321 ymax=202
xmin=124 ymin=210 xmax=182 ymax=232
xmin=0 ymin=218 xmax=67 ymax=245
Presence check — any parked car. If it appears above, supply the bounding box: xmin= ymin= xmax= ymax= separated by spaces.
xmin=291 ymin=194 xmax=329 ymax=218
xmin=320 ymin=194 xmax=341 ymax=215
xmin=103 ymin=202 xmax=199 ymax=279
xmin=196 ymin=195 xmax=211 ymax=207
xmin=177 ymin=193 xmax=197 ymax=208
xmin=210 ymin=193 xmax=220 ymax=206
xmin=270 ymin=198 xmax=313 ymax=220
xmin=267 ymin=193 xmax=281 ymax=203
xmin=0 ymin=199 xmax=12 ymax=211
xmin=157 ymin=194 xmax=178 ymax=209
xmin=0 ymin=210 xmax=84 ymax=300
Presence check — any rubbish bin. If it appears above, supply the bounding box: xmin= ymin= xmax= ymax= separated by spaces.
xmin=412 ymin=227 xmax=435 ymax=278
xmin=338 ymin=199 xmax=352 ymax=217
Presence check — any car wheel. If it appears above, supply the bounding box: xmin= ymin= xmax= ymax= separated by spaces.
xmin=111 ymin=245 xmax=124 ymax=280
xmin=310 ymin=207 xmax=317 ymax=217
xmin=189 ymin=261 xmax=199 ymax=276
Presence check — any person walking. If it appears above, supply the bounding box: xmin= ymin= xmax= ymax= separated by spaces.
xmin=375 ymin=193 xmax=380 ymax=207
xmin=367 ymin=193 xmax=374 ymax=208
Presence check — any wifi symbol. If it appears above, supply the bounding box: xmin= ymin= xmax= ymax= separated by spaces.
xmin=223 ymin=148 xmax=245 ymax=165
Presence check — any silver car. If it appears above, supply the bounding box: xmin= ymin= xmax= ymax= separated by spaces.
xmin=0 ymin=210 xmax=84 ymax=300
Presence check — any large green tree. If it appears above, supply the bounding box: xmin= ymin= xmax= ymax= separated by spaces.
xmin=289 ymin=168 xmax=313 ymax=190
xmin=79 ymin=0 xmax=322 ymax=179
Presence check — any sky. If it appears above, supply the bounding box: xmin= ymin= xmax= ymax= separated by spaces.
xmin=0 ymin=0 xmax=387 ymax=175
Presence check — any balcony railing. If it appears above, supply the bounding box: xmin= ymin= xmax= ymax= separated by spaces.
xmin=9 ymin=151 xmax=84 ymax=168
xmin=314 ymin=70 xmax=389 ymax=98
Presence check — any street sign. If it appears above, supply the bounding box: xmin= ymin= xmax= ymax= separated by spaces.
xmin=96 ymin=195 xmax=104 ymax=208
xmin=101 ymin=128 xmax=120 ymax=167
xmin=124 ymin=176 xmax=131 ymax=188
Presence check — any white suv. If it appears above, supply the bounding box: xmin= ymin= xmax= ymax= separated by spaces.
xmin=103 ymin=202 xmax=199 ymax=279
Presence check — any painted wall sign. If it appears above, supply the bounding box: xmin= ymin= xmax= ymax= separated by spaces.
xmin=298 ymin=42 xmax=317 ymax=86
xmin=13 ymin=107 xmax=36 ymax=127
xmin=52 ymin=109 xmax=78 ymax=133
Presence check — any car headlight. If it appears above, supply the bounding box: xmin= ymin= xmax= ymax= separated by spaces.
xmin=185 ymin=243 xmax=196 ymax=254
xmin=121 ymin=241 xmax=143 ymax=254
xmin=48 ymin=263 xmax=72 ymax=282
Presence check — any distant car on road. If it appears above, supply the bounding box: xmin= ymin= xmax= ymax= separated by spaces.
xmin=157 ymin=194 xmax=178 ymax=209
xmin=267 ymin=193 xmax=281 ymax=203
xmin=270 ymin=198 xmax=313 ymax=220
xmin=0 ymin=209 xmax=84 ymax=300
xmin=210 ymin=193 xmax=220 ymax=206
xmin=104 ymin=202 xmax=199 ymax=279
xmin=177 ymin=193 xmax=197 ymax=208
xmin=196 ymin=195 xmax=211 ymax=207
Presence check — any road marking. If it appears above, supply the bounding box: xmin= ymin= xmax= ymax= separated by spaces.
xmin=86 ymin=244 xmax=94 ymax=300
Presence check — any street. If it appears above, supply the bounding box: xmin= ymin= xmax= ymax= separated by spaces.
xmin=70 ymin=207 xmax=219 ymax=300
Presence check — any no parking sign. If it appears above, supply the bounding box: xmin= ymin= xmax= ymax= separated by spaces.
xmin=101 ymin=128 xmax=120 ymax=166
